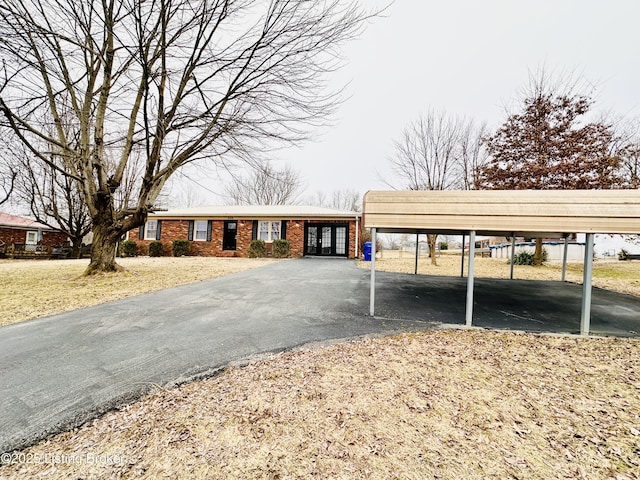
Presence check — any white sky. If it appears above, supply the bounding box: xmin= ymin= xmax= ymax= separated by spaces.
xmin=193 ymin=0 xmax=640 ymax=205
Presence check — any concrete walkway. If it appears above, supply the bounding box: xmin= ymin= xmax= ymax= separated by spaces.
xmin=1 ymin=258 xmax=639 ymax=453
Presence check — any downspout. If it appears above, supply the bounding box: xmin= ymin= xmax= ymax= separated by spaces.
xmin=355 ymin=215 xmax=359 ymax=259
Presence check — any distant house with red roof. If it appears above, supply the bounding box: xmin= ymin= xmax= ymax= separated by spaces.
xmin=0 ymin=212 xmax=69 ymax=256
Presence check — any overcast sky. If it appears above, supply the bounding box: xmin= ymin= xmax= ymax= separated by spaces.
xmin=192 ymin=0 xmax=640 ymax=205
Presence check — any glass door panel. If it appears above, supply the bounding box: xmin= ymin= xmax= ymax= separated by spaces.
xmin=335 ymin=227 xmax=346 ymax=255
xmin=321 ymin=227 xmax=332 ymax=255
xmin=306 ymin=226 xmax=318 ymax=254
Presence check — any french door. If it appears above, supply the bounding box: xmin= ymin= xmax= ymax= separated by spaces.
xmin=305 ymin=223 xmax=348 ymax=257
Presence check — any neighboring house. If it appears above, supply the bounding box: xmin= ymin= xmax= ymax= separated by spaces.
xmin=0 ymin=212 xmax=69 ymax=255
xmin=129 ymin=205 xmax=362 ymax=259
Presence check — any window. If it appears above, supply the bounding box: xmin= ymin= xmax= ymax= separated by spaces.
xmin=26 ymin=231 xmax=38 ymax=245
xmin=258 ymin=221 xmax=281 ymax=242
xmin=145 ymin=220 xmax=157 ymax=240
xmin=194 ymin=221 xmax=208 ymax=241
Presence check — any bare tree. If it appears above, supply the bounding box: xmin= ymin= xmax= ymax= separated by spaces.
xmin=610 ymin=116 xmax=640 ymax=189
xmin=0 ymin=0 xmax=375 ymax=274
xmin=621 ymin=142 xmax=640 ymax=189
xmin=0 ymin=164 xmax=16 ymax=206
xmin=14 ymin=150 xmax=92 ymax=258
xmin=308 ymin=188 xmax=361 ymax=212
xmin=386 ymin=109 xmax=465 ymax=192
xmin=458 ymin=120 xmax=489 ymax=190
xmin=225 ymin=162 xmax=303 ymax=205
xmin=0 ymin=133 xmax=17 ymax=206
xmin=386 ymin=109 xmax=479 ymax=264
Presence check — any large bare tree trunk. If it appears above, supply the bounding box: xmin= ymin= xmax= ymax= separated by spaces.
xmin=427 ymin=234 xmax=438 ymax=266
xmin=71 ymin=238 xmax=83 ymax=259
xmin=85 ymin=220 xmax=123 ymax=275
xmin=534 ymin=238 xmax=543 ymax=266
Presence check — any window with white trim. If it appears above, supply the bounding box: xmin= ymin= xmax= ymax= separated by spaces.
xmin=194 ymin=220 xmax=208 ymax=241
xmin=145 ymin=220 xmax=158 ymax=240
xmin=26 ymin=231 xmax=38 ymax=245
xmin=259 ymin=221 xmax=281 ymax=242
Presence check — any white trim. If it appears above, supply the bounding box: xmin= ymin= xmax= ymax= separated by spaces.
xmin=258 ymin=220 xmax=281 ymax=243
xmin=193 ymin=220 xmax=208 ymax=242
xmin=148 ymin=205 xmax=360 ymax=220
xmin=26 ymin=231 xmax=38 ymax=245
xmin=144 ymin=220 xmax=158 ymax=240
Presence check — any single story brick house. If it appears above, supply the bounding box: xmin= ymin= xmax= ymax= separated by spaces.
xmin=128 ymin=205 xmax=362 ymax=258
xmin=0 ymin=212 xmax=69 ymax=254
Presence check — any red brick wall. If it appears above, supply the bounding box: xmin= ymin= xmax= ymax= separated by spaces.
xmin=0 ymin=227 xmax=68 ymax=247
xmin=129 ymin=218 xmax=358 ymax=258
xmin=286 ymin=220 xmax=305 ymax=258
xmin=0 ymin=226 xmax=27 ymax=246
xmin=40 ymin=231 xmax=70 ymax=247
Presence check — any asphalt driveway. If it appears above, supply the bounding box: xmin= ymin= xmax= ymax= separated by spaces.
xmin=1 ymin=258 xmax=639 ymax=454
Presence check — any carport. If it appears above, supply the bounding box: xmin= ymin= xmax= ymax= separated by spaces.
xmin=363 ymin=190 xmax=640 ymax=336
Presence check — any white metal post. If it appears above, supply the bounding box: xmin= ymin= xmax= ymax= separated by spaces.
xmin=369 ymin=228 xmax=377 ymax=316
xmin=580 ymin=233 xmax=594 ymax=336
xmin=466 ymin=231 xmax=476 ymax=327
xmin=460 ymin=234 xmax=466 ymax=277
xmin=414 ymin=233 xmax=419 ymax=274
xmin=509 ymin=235 xmax=516 ymax=280
xmin=562 ymin=235 xmax=569 ymax=282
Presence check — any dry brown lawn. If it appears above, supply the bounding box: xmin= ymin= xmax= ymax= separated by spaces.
xmin=1 ymin=256 xmax=639 ymax=479
xmin=0 ymin=257 xmax=279 ymax=327
xmin=1 ymin=330 xmax=639 ymax=479
xmin=358 ymin=254 xmax=640 ymax=297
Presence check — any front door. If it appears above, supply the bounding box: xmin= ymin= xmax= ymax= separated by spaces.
xmin=223 ymin=220 xmax=237 ymax=250
xmin=304 ymin=223 xmax=349 ymax=257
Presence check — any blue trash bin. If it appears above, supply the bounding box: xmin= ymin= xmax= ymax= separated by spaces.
xmin=363 ymin=241 xmax=372 ymax=261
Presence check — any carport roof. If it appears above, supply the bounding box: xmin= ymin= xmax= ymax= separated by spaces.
xmin=363 ymin=190 xmax=640 ymax=236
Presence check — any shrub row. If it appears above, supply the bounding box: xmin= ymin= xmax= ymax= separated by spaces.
xmin=120 ymin=238 xmax=292 ymax=258
xmin=248 ymin=239 xmax=291 ymax=258
xmin=118 ymin=240 xmax=291 ymax=258
xmin=118 ymin=239 xmax=192 ymax=257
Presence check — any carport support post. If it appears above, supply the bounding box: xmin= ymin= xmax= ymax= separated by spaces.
xmin=460 ymin=234 xmax=466 ymax=277
xmin=369 ymin=228 xmax=377 ymax=316
xmin=509 ymin=235 xmax=516 ymax=280
xmin=580 ymin=233 xmax=594 ymax=336
xmin=562 ymin=235 xmax=569 ymax=282
xmin=466 ymin=231 xmax=476 ymax=327
xmin=414 ymin=233 xmax=419 ymax=274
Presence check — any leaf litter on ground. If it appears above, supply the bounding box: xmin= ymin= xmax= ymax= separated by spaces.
xmin=1 ymin=329 xmax=639 ymax=479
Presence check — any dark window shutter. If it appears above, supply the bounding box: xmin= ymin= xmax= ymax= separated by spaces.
xmin=206 ymin=220 xmax=213 ymax=242
xmin=252 ymin=220 xmax=258 ymax=240
xmin=281 ymin=220 xmax=287 ymax=239
xmin=188 ymin=220 xmax=194 ymax=241
xmin=156 ymin=220 xmax=162 ymax=240
xmin=139 ymin=224 xmax=144 ymax=240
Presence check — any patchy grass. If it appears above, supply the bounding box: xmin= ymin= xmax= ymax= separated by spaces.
xmin=1 ymin=330 xmax=639 ymax=479
xmin=2 ymin=256 xmax=638 ymax=478
xmin=358 ymin=255 xmax=640 ymax=297
xmin=0 ymin=257 xmax=279 ymax=327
